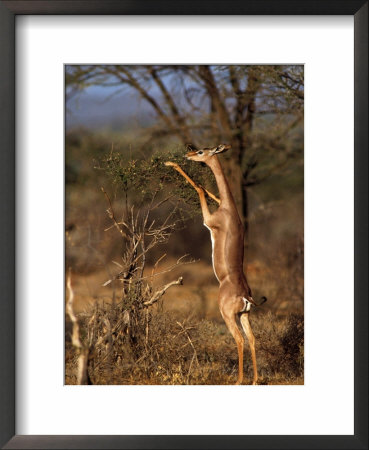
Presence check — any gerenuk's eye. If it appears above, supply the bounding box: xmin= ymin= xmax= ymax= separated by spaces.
xmin=197 ymin=151 xmax=204 ymax=155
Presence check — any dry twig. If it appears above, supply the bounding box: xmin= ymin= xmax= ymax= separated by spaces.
xmin=101 ymin=187 xmax=129 ymax=239
xmin=66 ymin=269 xmax=90 ymax=385
xmin=176 ymin=321 xmax=199 ymax=383
xmin=143 ymin=277 xmax=183 ymax=307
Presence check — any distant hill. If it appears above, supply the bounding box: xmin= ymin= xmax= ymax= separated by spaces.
xmin=66 ymin=90 xmax=154 ymax=131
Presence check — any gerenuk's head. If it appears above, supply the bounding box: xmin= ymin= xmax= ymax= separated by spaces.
xmin=185 ymin=144 xmax=231 ymax=163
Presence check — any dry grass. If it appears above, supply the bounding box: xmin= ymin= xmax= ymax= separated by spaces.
xmin=65 ymin=265 xmax=304 ymax=386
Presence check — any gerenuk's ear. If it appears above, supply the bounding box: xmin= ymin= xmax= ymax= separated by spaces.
xmin=186 ymin=143 xmax=198 ymax=152
xmin=212 ymin=144 xmax=231 ymax=154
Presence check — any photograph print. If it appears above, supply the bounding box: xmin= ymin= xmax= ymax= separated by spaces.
xmin=65 ymin=65 xmax=304 ymax=385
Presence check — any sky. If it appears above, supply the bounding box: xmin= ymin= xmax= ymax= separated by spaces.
xmin=66 ymin=85 xmax=154 ymax=131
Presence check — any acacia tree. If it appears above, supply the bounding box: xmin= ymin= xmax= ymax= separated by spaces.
xmin=66 ymin=64 xmax=304 ymax=236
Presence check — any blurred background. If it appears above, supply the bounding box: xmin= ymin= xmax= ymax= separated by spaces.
xmin=65 ymin=65 xmax=304 ymax=384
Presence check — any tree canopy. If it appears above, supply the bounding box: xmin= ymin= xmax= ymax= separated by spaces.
xmin=66 ymin=65 xmax=304 ymax=232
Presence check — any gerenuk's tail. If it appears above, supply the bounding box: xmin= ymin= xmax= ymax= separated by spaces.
xmin=255 ymin=296 xmax=267 ymax=306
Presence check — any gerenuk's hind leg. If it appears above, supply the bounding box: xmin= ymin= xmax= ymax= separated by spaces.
xmin=240 ymin=312 xmax=258 ymax=385
xmin=221 ymin=309 xmax=245 ymax=385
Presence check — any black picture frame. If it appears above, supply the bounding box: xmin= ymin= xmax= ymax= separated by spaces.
xmin=0 ymin=1 xmax=367 ymax=449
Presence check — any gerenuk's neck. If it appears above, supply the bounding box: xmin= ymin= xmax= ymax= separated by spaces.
xmin=206 ymin=156 xmax=235 ymax=206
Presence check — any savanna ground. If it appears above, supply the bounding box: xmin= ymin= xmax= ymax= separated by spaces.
xmin=65 ymin=133 xmax=304 ymax=385
xmin=65 ymin=264 xmax=304 ymax=385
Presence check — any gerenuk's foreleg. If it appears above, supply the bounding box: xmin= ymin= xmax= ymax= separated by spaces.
xmin=164 ymin=162 xmax=220 ymax=205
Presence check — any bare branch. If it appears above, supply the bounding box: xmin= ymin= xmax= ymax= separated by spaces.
xmin=101 ymin=187 xmax=129 ymax=239
xmin=140 ymin=255 xmax=196 ymax=280
xmin=148 ymin=66 xmax=192 ymax=143
xmin=197 ymin=65 xmax=233 ymax=138
xmin=143 ymin=277 xmax=183 ymax=307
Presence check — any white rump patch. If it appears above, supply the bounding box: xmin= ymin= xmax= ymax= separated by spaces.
xmin=242 ymin=297 xmax=252 ymax=312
